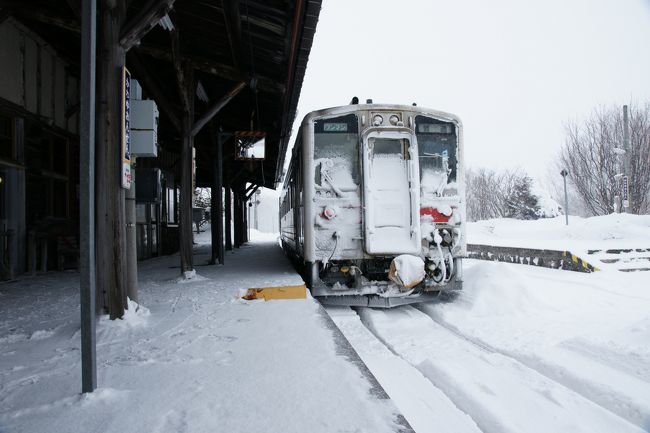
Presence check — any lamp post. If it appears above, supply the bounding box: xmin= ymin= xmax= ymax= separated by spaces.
xmin=560 ymin=169 xmax=569 ymax=226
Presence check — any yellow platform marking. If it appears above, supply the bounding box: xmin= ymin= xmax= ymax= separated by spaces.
xmin=242 ymin=284 xmax=307 ymax=301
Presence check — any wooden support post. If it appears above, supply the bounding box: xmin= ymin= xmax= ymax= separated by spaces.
xmin=233 ymin=184 xmax=241 ymax=248
xmin=178 ymin=81 xmax=194 ymax=274
xmin=79 ymin=0 xmax=96 ymax=393
xmin=210 ymin=123 xmax=224 ymax=264
xmin=225 ymin=186 xmax=232 ymax=250
xmin=241 ymin=191 xmax=249 ymax=244
xmin=96 ymin=0 xmax=127 ymax=319
xmin=172 ymin=27 xmax=195 ymax=275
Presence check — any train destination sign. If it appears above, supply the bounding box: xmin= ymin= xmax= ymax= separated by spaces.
xmin=417 ymin=123 xmax=453 ymax=134
xmin=323 ymin=122 xmax=348 ymax=132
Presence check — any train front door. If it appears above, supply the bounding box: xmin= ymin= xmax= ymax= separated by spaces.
xmin=362 ymin=131 xmax=420 ymax=255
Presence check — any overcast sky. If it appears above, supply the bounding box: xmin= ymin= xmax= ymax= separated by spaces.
xmin=290 ymin=0 xmax=650 ymax=180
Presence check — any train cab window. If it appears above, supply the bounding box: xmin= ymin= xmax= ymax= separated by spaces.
xmin=370 ymin=138 xmax=409 ymax=159
xmin=314 ymin=114 xmax=360 ymax=190
xmin=415 ymin=116 xmax=457 ymax=183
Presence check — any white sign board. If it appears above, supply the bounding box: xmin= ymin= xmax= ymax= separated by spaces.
xmin=121 ymin=67 xmax=132 ymax=189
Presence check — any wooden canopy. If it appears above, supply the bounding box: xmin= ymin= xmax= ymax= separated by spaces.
xmin=1 ymin=0 xmax=322 ymax=188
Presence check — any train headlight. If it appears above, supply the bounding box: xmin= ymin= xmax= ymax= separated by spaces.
xmin=322 ymin=207 xmax=336 ymax=220
xmin=373 ymin=114 xmax=383 ymax=126
xmin=389 ymin=114 xmax=399 ymax=125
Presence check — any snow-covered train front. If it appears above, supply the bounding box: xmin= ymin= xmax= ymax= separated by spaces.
xmin=280 ymin=102 xmax=466 ymax=307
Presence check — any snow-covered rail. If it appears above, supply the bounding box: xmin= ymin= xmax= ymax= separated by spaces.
xmin=328 ymin=305 xmax=647 ymax=433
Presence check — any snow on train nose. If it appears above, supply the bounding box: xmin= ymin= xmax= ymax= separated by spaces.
xmin=388 ymin=255 xmax=425 ymax=289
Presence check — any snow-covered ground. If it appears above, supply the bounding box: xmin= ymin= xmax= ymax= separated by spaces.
xmin=0 ymin=230 xmax=407 ymax=433
xmin=327 ymin=214 xmax=650 ymax=433
xmin=2 ymin=215 xmax=649 ymax=433
xmin=468 ymin=213 xmax=650 ymax=257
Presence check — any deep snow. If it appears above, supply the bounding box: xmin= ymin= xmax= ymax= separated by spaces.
xmin=326 ymin=213 xmax=650 ymax=433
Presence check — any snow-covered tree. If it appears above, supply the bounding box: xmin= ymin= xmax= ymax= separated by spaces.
xmin=504 ymin=175 xmax=540 ymax=220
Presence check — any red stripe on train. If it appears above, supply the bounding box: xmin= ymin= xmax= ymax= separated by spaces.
xmin=420 ymin=207 xmax=451 ymax=223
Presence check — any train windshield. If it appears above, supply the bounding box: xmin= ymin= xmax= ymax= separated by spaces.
xmin=313 ymin=114 xmax=360 ymax=192
xmin=415 ymin=116 xmax=457 ymax=191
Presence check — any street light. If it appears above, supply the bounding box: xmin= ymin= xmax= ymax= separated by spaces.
xmin=560 ymin=169 xmax=569 ymax=226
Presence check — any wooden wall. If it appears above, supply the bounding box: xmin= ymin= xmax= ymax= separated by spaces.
xmin=0 ymin=18 xmax=79 ymax=135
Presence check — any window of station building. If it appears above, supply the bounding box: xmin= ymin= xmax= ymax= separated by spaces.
xmin=415 ymin=115 xmax=458 ymax=183
xmin=24 ymin=126 xmax=71 ymax=222
xmin=0 ymin=115 xmax=13 ymax=160
xmin=314 ymin=114 xmax=360 ymax=190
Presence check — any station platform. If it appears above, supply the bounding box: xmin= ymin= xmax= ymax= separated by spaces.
xmin=0 ymin=230 xmax=412 ymax=433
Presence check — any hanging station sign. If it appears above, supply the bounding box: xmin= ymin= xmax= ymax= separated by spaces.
xmin=121 ymin=66 xmax=132 ymax=189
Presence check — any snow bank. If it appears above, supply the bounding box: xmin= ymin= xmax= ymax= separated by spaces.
xmin=417 ymin=260 xmax=650 ymax=429
xmin=468 ymin=213 xmax=650 ymax=256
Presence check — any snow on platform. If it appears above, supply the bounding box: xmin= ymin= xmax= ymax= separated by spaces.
xmin=468 ymin=214 xmax=650 ymax=271
xmin=0 ymin=230 xmax=410 ymax=433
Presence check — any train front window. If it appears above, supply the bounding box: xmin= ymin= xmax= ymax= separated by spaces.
xmin=314 ymin=114 xmax=360 ymax=192
xmin=415 ymin=116 xmax=457 ymax=189
xmin=370 ymin=138 xmax=409 ymax=159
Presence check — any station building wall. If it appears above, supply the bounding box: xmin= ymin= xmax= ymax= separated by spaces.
xmin=0 ymin=18 xmax=80 ymax=279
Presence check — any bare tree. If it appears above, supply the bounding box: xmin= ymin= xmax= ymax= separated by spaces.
xmin=466 ymin=167 xmax=540 ymax=221
xmin=466 ymin=168 xmax=502 ymax=221
xmin=558 ymin=103 xmax=650 ymax=215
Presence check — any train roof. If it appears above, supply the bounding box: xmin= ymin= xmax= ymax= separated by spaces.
xmin=300 ymin=103 xmax=463 ymax=127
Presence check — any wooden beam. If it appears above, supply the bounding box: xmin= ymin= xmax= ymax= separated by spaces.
xmin=120 ymin=0 xmax=175 ymax=52
xmin=246 ymin=185 xmax=260 ymax=200
xmin=191 ymin=81 xmax=246 ymax=137
xmin=126 ymin=51 xmax=181 ymax=132
xmin=170 ymin=29 xmax=191 ymax=113
xmin=0 ymin=7 xmax=11 ymax=25
xmin=221 ymin=0 xmax=243 ymax=71
xmin=136 ymin=44 xmax=285 ymax=94
xmin=63 ymin=0 xmax=81 ymax=21
xmin=0 ymin=2 xmax=80 ymax=33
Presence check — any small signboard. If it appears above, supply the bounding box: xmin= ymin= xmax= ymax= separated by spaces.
xmin=622 ymin=175 xmax=630 ymax=209
xmin=121 ymin=67 xmax=132 ymax=189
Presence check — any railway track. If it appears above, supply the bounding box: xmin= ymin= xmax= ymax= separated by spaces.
xmin=326 ymin=304 xmax=647 ymax=433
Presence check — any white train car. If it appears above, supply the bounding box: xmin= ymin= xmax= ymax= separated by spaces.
xmin=280 ymin=101 xmax=466 ymax=307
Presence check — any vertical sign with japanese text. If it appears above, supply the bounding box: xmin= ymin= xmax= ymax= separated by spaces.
xmin=121 ymin=67 xmax=132 ymax=189
xmin=622 ymin=175 xmax=629 ymax=208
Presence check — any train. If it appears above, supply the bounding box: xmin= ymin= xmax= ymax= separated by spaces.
xmin=279 ymin=100 xmax=466 ymax=307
